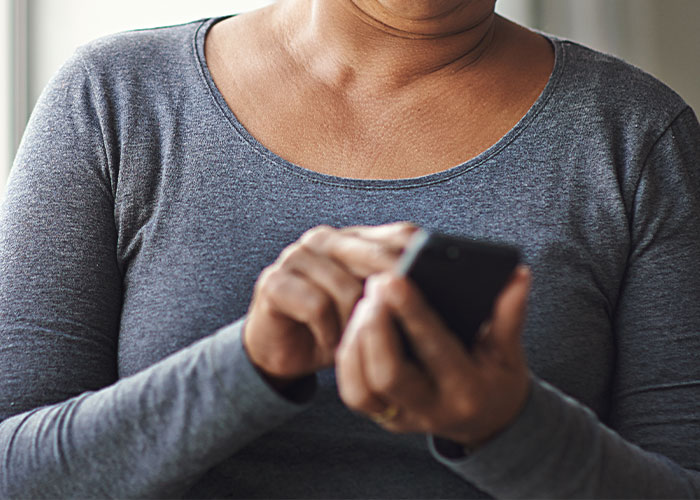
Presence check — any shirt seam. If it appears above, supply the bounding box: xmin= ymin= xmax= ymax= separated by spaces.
xmin=76 ymin=52 xmax=117 ymax=204
xmin=628 ymin=105 xmax=694 ymax=229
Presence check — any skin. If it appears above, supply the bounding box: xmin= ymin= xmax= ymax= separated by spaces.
xmin=226 ymin=0 xmax=549 ymax=448
xmin=336 ymin=265 xmax=531 ymax=447
xmin=205 ymin=0 xmax=554 ymax=178
xmin=245 ymin=223 xmax=419 ymax=384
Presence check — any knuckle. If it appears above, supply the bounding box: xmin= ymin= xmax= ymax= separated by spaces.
xmin=277 ymin=244 xmax=301 ymax=268
xmin=257 ymin=266 xmax=285 ymax=295
xmin=369 ymin=243 xmax=394 ymax=264
xmin=453 ymin=392 xmax=479 ymax=420
xmin=336 ymin=277 xmax=364 ymax=308
xmin=300 ymin=225 xmax=334 ymax=249
xmin=255 ymin=267 xmax=272 ymax=290
xmin=303 ymin=292 xmax=332 ymax=319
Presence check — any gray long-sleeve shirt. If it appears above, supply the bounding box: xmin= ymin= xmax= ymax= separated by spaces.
xmin=1 ymin=17 xmax=699 ymax=499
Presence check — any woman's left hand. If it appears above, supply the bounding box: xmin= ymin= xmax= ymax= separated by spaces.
xmin=335 ymin=266 xmax=532 ymax=449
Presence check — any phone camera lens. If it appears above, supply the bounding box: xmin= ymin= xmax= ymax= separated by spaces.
xmin=446 ymin=245 xmax=460 ymax=260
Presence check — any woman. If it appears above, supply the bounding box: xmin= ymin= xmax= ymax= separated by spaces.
xmin=1 ymin=0 xmax=698 ymax=497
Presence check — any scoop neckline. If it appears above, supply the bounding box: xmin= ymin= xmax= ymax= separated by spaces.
xmin=194 ymin=16 xmax=565 ymax=190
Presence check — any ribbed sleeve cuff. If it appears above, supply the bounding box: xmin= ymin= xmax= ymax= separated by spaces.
xmin=428 ymin=377 xmax=597 ymax=498
xmin=208 ymin=318 xmax=315 ymax=435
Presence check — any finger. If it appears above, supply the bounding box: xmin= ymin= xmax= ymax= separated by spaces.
xmin=359 ymin=294 xmax=436 ymax=411
xmin=260 ymin=267 xmax=341 ymax=351
xmin=365 ymin=272 xmax=475 ymax=380
xmin=300 ymin=225 xmax=403 ymax=278
xmin=488 ymin=266 xmax=531 ymax=363
xmin=278 ymin=244 xmax=363 ymax=327
xmin=336 ymin=298 xmax=386 ymax=415
xmin=341 ymin=222 xmax=419 ymax=251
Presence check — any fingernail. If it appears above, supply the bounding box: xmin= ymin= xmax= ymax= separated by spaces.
xmin=518 ymin=266 xmax=532 ymax=282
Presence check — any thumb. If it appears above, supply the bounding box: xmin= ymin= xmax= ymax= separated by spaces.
xmin=486 ymin=266 xmax=531 ymax=363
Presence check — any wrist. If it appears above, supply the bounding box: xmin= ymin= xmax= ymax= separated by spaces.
xmin=258 ymin=369 xmax=318 ymax=404
xmin=442 ymin=373 xmax=534 ymax=451
xmin=242 ymin=320 xmax=317 ymax=403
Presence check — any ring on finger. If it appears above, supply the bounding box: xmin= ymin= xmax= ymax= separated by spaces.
xmin=370 ymin=404 xmax=400 ymax=425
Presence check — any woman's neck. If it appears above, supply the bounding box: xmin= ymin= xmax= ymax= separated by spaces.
xmin=273 ymin=0 xmax=501 ymax=93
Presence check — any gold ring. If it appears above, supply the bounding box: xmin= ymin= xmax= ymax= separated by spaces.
xmin=370 ymin=405 xmax=399 ymax=425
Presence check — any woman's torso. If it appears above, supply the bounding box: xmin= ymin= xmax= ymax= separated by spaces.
xmin=96 ymin=17 xmax=660 ymax=497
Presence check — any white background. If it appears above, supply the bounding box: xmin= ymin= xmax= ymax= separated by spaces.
xmin=2 ymin=0 xmax=699 ymax=198
xmin=0 ymin=2 xmax=12 ymax=196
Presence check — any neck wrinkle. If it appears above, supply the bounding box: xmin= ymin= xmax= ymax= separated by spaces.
xmin=281 ymin=0 xmax=500 ymax=92
xmin=344 ymin=0 xmax=495 ymax=40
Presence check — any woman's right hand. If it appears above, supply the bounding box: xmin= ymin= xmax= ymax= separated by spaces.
xmin=243 ymin=222 xmax=418 ymax=387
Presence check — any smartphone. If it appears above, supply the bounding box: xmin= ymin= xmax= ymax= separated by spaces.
xmin=395 ymin=229 xmax=520 ymax=352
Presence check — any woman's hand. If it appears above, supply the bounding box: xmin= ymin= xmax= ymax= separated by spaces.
xmin=335 ymin=266 xmax=532 ymax=449
xmin=244 ymin=222 xmax=418 ymax=388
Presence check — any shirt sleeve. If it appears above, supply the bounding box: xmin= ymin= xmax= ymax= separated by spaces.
xmin=0 ymin=51 xmax=308 ymax=498
xmin=429 ymin=107 xmax=700 ymax=498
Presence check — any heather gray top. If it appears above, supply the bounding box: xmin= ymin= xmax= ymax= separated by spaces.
xmin=1 ymin=17 xmax=699 ymax=499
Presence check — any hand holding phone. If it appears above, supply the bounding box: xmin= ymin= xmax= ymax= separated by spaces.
xmin=336 ymin=229 xmax=531 ymax=448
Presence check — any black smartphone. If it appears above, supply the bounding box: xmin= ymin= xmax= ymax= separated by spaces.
xmin=395 ymin=229 xmax=520 ymax=352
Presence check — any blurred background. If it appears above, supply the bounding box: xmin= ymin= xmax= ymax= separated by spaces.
xmin=1 ymin=0 xmax=699 ymax=199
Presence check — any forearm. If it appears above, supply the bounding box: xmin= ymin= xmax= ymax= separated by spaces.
xmin=0 ymin=320 xmax=308 ymax=498
xmin=430 ymin=378 xmax=700 ymax=498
